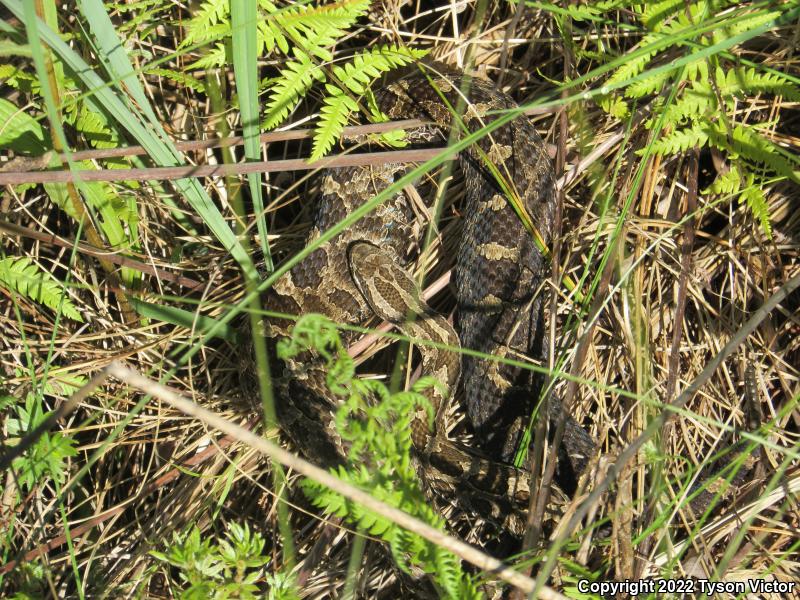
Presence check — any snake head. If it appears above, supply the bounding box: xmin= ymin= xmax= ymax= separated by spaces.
xmin=347 ymin=240 xmax=420 ymax=324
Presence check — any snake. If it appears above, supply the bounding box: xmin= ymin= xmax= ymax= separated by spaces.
xmin=257 ymin=65 xmax=761 ymax=536
xmin=255 ymin=65 xmax=596 ymax=536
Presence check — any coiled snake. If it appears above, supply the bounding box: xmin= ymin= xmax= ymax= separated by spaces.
xmin=256 ymin=64 xmax=764 ymax=542
xmin=259 ymin=66 xmax=597 ymax=534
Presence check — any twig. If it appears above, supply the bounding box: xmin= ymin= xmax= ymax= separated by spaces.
xmin=106 ymin=362 xmax=566 ymax=598
xmin=0 ymin=219 xmax=205 ymax=290
xmin=0 ymin=148 xmax=452 ymax=185
xmin=19 ymin=119 xmax=430 ymax=163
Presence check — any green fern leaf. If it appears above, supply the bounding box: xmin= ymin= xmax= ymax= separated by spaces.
xmin=333 ymin=45 xmax=427 ymax=95
xmin=41 ymin=370 xmax=88 ymax=397
xmin=712 ymin=8 xmax=782 ymax=43
xmin=74 ymin=103 xmax=120 ymax=149
xmin=0 ymin=63 xmax=38 ymax=94
xmin=365 ymin=90 xmax=408 ymax=147
xmin=625 ymin=69 xmax=670 ymax=99
xmin=638 ymin=0 xmax=683 ymax=30
xmin=642 ymin=121 xmax=710 ymax=155
xmin=309 ymin=45 xmax=427 ymax=159
xmin=560 ymin=4 xmax=604 ymax=21
xmin=0 ymin=257 xmax=83 ymax=321
xmin=740 ymin=179 xmax=772 ymax=238
xmin=604 ymin=31 xmax=661 ymax=92
xmin=683 ymin=58 xmax=708 ymax=82
xmin=285 ymin=313 xmax=476 ymax=596
xmin=182 ymin=0 xmax=228 ymax=46
xmin=267 ymin=0 xmax=371 ymax=60
xmin=299 ymin=0 xmax=371 ymax=49
xmin=720 ymin=67 xmax=800 ymax=101
xmin=704 ymin=166 xmax=741 ymax=196
xmin=728 ymin=125 xmax=798 ymax=178
xmin=186 ymin=0 xmax=371 ymax=66
xmin=188 ymin=42 xmax=228 ymax=70
xmin=145 ymin=68 xmax=206 ymax=93
xmin=598 ymin=94 xmax=630 ymax=118
xmin=311 ymin=88 xmax=356 ymax=161
xmin=627 ymin=57 xmax=709 ymax=100
xmin=262 ymin=51 xmax=324 ymax=130
xmin=659 ymin=80 xmax=713 ymax=126
xmin=598 ymin=29 xmax=666 ymax=114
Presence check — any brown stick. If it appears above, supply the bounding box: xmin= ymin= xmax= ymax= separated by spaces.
xmin=47 ymin=119 xmax=430 ymax=162
xmin=0 ymin=148 xmax=453 ymax=185
xmin=103 ymin=363 xmax=562 ymax=598
xmin=0 ymin=219 xmax=205 ymax=290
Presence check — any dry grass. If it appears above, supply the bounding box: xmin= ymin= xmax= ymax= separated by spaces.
xmin=1 ymin=1 xmax=798 ymax=598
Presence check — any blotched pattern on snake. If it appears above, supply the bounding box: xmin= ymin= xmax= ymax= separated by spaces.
xmin=260 ymin=67 xmax=597 ymax=534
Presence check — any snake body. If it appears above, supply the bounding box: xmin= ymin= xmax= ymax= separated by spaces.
xmin=256 ymin=66 xmax=764 ymax=543
xmin=264 ymin=68 xmax=594 ymax=532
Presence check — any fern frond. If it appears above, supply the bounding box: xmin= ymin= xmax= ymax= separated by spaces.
xmin=728 ymin=125 xmax=798 ymax=178
xmin=598 ymin=94 xmax=629 ymax=118
xmin=73 ymin=103 xmax=120 ymax=149
xmin=182 ymin=0 xmax=228 ymax=46
xmin=712 ymin=8 xmax=782 ymax=41
xmin=659 ymin=80 xmax=713 ymax=126
xmin=41 ymin=370 xmax=87 ymax=397
xmin=145 ymin=68 xmax=206 ymax=93
xmin=307 ymin=45 xmax=427 ymax=159
xmin=265 ymin=0 xmax=371 ymax=60
xmin=262 ymin=51 xmax=324 ymax=130
xmin=332 ymin=45 xmax=427 ymax=95
xmin=604 ymin=32 xmax=661 ymax=92
xmin=610 ymin=9 xmax=708 ymax=97
xmin=0 ymin=257 xmax=83 ymax=321
xmin=549 ymin=0 xmax=630 ymax=22
xmin=719 ymin=66 xmax=800 ymax=101
xmin=559 ymin=4 xmax=605 ymax=22
xmin=188 ymin=42 xmax=228 ymax=70
xmin=311 ymin=88 xmax=357 ymax=161
xmin=284 ymin=314 xmax=477 ymax=597
xmin=704 ymin=166 xmax=741 ymax=196
xmin=637 ymin=0 xmax=683 ymax=30
xmin=642 ymin=121 xmax=710 ymax=155
xmin=625 ymin=69 xmax=670 ymax=99
xmin=683 ymin=0 xmax=712 ymax=25
xmin=683 ymin=58 xmax=708 ymax=83
xmin=740 ymin=178 xmax=772 ymax=238
xmin=0 ymin=63 xmax=38 ymax=94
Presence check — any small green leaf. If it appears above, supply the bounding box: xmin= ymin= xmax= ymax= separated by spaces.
xmin=0 ymin=98 xmax=47 ymax=153
xmin=0 ymin=257 xmax=83 ymax=321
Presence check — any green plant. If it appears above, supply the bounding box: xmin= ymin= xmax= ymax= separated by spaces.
xmin=591 ymin=0 xmax=799 ymax=236
xmin=3 ymin=390 xmax=78 ymax=495
xmin=183 ymin=0 xmax=427 ymax=160
xmin=3 ymin=560 xmax=48 ymax=600
xmin=277 ymin=314 xmax=481 ymax=599
xmin=0 ymin=256 xmax=83 ymax=322
xmin=0 ymin=60 xmax=140 ymax=286
xmin=150 ymin=522 xmax=294 ymax=599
